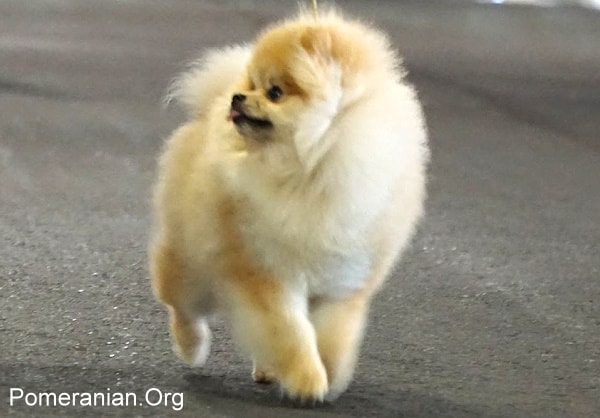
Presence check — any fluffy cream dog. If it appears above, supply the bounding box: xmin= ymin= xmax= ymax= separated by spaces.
xmin=150 ymin=10 xmax=428 ymax=403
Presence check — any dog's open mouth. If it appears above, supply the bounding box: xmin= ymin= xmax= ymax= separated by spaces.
xmin=228 ymin=108 xmax=273 ymax=129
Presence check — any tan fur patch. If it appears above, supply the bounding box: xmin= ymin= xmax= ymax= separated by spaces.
xmin=150 ymin=242 xmax=184 ymax=307
xmin=216 ymin=197 xmax=282 ymax=312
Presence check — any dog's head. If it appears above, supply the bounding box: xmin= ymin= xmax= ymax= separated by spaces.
xmin=229 ymin=15 xmax=394 ymax=172
xmin=222 ymin=12 xmax=402 ymax=178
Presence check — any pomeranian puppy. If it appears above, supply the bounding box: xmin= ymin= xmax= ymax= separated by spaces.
xmin=150 ymin=9 xmax=428 ymax=403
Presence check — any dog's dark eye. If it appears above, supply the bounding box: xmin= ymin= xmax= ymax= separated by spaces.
xmin=267 ymin=85 xmax=283 ymax=101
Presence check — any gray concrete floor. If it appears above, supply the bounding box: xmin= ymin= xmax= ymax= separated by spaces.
xmin=0 ymin=1 xmax=598 ymax=417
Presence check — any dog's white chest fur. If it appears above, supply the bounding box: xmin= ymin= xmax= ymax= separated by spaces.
xmin=232 ymin=173 xmax=375 ymax=297
xmin=242 ymin=218 xmax=372 ymax=297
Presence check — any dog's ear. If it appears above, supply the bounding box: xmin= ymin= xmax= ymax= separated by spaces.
xmin=299 ymin=27 xmax=332 ymax=63
xmin=291 ymin=27 xmax=344 ymax=173
xmin=290 ymin=26 xmax=341 ymax=101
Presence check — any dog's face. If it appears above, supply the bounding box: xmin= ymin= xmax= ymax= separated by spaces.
xmin=228 ymin=24 xmax=353 ymax=170
xmin=228 ymin=57 xmax=306 ymax=144
xmin=229 ymin=25 xmax=317 ymax=145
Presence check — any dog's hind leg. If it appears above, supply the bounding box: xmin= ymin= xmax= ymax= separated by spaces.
xmin=168 ymin=307 xmax=211 ymax=366
xmin=150 ymin=241 xmax=212 ymax=366
xmin=252 ymin=358 xmax=276 ymax=384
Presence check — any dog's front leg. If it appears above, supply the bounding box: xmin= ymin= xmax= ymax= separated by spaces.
xmin=222 ymin=279 xmax=328 ymax=403
xmin=310 ymin=291 xmax=369 ymax=401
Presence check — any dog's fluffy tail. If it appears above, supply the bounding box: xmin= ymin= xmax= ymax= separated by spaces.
xmin=166 ymin=45 xmax=251 ymax=118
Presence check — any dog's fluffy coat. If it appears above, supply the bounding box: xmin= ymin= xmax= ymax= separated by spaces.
xmin=150 ymin=10 xmax=429 ymax=402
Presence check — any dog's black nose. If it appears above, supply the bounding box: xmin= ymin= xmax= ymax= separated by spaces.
xmin=232 ymin=94 xmax=246 ymax=106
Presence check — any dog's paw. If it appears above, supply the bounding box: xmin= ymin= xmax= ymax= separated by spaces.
xmin=279 ymin=359 xmax=328 ymax=404
xmin=172 ymin=321 xmax=211 ymax=367
xmin=252 ymin=367 xmax=276 ymax=384
xmin=173 ymin=340 xmax=209 ymax=367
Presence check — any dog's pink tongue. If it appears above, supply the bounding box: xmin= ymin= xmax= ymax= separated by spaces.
xmin=227 ymin=109 xmax=240 ymax=121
